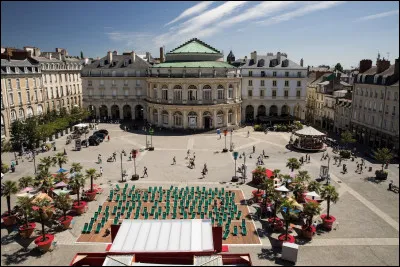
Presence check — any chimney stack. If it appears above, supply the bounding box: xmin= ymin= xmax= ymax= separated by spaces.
xmin=160 ymin=47 xmax=164 ymax=63
xmin=300 ymin=58 xmax=304 ymax=67
xmin=359 ymin=59 xmax=372 ymax=73
xmin=113 ymin=50 xmax=118 ymax=56
xmin=131 ymin=51 xmax=136 ymax=63
xmin=250 ymin=51 xmax=257 ymax=62
xmin=49 ymin=53 xmax=52 ymax=60
xmin=376 ymin=58 xmax=390 ymax=73
xmin=146 ymin=52 xmax=150 ymax=62
xmin=107 ymin=51 xmax=112 ymax=64
xmin=277 ymin=52 xmax=281 ymax=64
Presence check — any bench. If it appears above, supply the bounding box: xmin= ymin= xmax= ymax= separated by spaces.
xmin=391 ymin=184 xmax=399 ymax=193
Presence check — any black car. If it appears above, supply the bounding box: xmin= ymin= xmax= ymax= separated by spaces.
xmin=98 ymin=129 xmax=109 ymax=135
xmin=88 ymin=136 xmax=101 ymax=146
xmin=93 ymin=132 xmax=106 ymax=140
xmin=81 ymin=139 xmax=89 ymax=147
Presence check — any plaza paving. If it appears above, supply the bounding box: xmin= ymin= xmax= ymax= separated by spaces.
xmin=1 ymin=123 xmax=399 ymax=266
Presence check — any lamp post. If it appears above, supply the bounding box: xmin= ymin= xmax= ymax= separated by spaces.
xmin=242 ymin=152 xmax=247 ymax=184
xmin=222 ymin=129 xmax=228 ymax=152
xmin=232 ymin=151 xmax=239 ymax=182
xmin=131 ymin=149 xmax=139 ymax=180
xmin=145 ymin=127 xmax=148 ymax=149
xmin=33 ymin=149 xmax=37 ymax=174
xmin=148 ymin=128 xmax=154 ymax=151
xmin=229 ymin=129 xmax=233 ymax=152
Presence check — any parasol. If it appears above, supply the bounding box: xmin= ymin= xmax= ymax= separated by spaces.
xmin=305 ymin=191 xmax=320 ymax=198
xmin=33 ymin=192 xmax=53 ymax=203
xmin=275 ymin=185 xmax=290 ymax=192
xmin=54 ymin=181 xmax=68 ymax=188
xmin=16 ymin=192 xmax=35 ymax=198
xmin=53 ymin=189 xmax=71 ymax=196
xmin=57 ymin=168 xmax=68 ymax=173
xmin=21 ymin=187 xmax=34 ymax=193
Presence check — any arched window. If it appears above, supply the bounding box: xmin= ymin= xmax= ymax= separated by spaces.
xmin=203 ymin=85 xmax=212 ymax=101
xmin=10 ymin=109 xmax=17 ymax=122
xmin=173 ymin=111 xmax=183 ymax=127
xmin=173 ymin=85 xmax=181 ymax=89
xmin=228 ymin=109 xmax=233 ymax=124
xmin=217 ymin=110 xmax=224 ymax=125
xmin=228 ymin=84 xmax=233 ymax=99
xmin=153 ymin=109 xmax=158 ymax=124
xmin=188 ymin=85 xmax=197 ymax=101
xmin=162 ymin=110 xmax=169 ymax=125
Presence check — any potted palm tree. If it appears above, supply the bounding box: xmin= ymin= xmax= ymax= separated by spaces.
xmin=39 ymin=156 xmax=56 ymax=171
xmin=286 ymin=158 xmax=301 ymax=172
xmin=320 ymin=184 xmax=339 ymax=230
xmin=267 ymin=191 xmax=284 ymax=231
xmin=84 ymin=168 xmax=98 ymax=201
xmin=301 ymin=201 xmax=321 ymax=239
xmin=1 ymin=180 xmax=19 ymax=226
xmin=32 ymin=198 xmax=54 ymax=252
xmin=374 ymin=147 xmax=392 ymax=180
xmin=54 ymin=152 xmax=68 ymax=168
xmin=17 ymin=196 xmax=36 ymax=238
xmin=278 ymin=198 xmax=297 ymax=243
xmin=71 ymin=162 xmax=83 ymax=174
xmin=69 ymin=173 xmax=86 ymax=215
xmin=18 ymin=176 xmax=34 ymax=191
xmin=307 ymin=180 xmax=322 ymax=194
xmin=293 ymin=170 xmax=311 ymax=202
xmin=54 ymin=192 xmax=73 ymax=229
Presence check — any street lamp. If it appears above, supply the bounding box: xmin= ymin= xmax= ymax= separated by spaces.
xmin=229 ymin=129 xmax=233 ymax=152
xmin=144 ymin=126 xmax=148 ymax=149
xmin=232 ymin=151 xmax=239 ymax=182
xmin=222 ymin=129 xmax=228 ymax=152
xmin=148 ymin=127 xmax=154 ymax=151
xmin=131 ymin=149 xmax=139 ymax=180
xmin=242 ymin=152 xmax=247 ymax=184
xmin=119 ymin=150 xmax=127 ymax=182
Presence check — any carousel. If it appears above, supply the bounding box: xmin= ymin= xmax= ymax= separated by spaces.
xmin=290 ymin=126 xmax=327 ymax=152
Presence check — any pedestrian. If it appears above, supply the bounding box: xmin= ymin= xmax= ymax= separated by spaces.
xmin=361 ymin=158 xmax=364 ymax=166
xmin=187 ymin=149 xmax=190 ymax=159
xmin=172 ymin=156 xmax=176 ymax=165
xmin=108 ymin=135 xmax=110 ymax=142
xmin=143 ymin=166 xmax=148 ymax=177
xmin=360 ymin=165 xmax=363 ymax=173
xmin=388 ymin=180 xmax=393 ymax=191
xmin=113 ymin=152 xmax=116 ymax=162
xmin=98 ymin=154 xmax=102 ymax=164
xmin=124 ymin=126 xmax=127 ymax=131
xmin=64 ymin=148 xmax=67 ymax=155
xmin=262 ymin=150 xmax=265 ymax=157
xmin=193 ymin=152 xmax=196 ymax=160
xmin=204 ymin=163 xmax=208 ymax=174
xmin=247 ymin=130 xmax=250 ymax=138
xmin=308 ymin=154 xmax=311 ymax=162
xmin=342 ymin=164 xmax=347 ymax=174
xmin=253 ymin=145 xmax=255 ymax=154
xmin=100 ymin=166 xmax=103 ymax=177
xmin=356 ymin=163 xmax=360 ymax=171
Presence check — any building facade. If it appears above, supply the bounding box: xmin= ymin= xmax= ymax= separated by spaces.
xmin=334 ymin=97 xmax=352 ymax=134
xmin=1 ymin=58 xmax=44 ymax=140
xmin=238 ymin=51 xmax=307 ymax=124
xmin=146 ymin=38 xmax=241 ymax=129
xmin=81 ymin=51 xmax=151 ymax=120
xmin=351 ymin=58 xmax=399 ymax=152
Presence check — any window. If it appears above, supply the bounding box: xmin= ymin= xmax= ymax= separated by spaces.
xmin=10 ymin=110 xmax=16 ymax=122
xmin=284 ymin=90 xmax=289 ymax=97
xmin=9 ymin=93 xmax=14 ymax=105
xmin=387 ymin=91 xmax=391 ymax=100
xmin=35 ymin=90 xmax=38 ymax=101
xmin=284 ymin=80 xmax=289 ymax=87
xmin=297 ymin=72 xmax=301 ymax=78
xmin=19 ymin=109 xmax=24 ymax=118
xmin=379 ymin=103 xmax=383 ymax=112
xmin=136 ymin=79 xmax=140 ymax=86
xmin=261 ymin=80 xmax=265 ymax=87
xmin=272 ymin=80 xmax=277 ymax=87
xmin=272 ymin=90 xmax=276 ymax=97
xmin=188 ymin=90 xmax=197 ymax=101
xmin=248 ymin=90 xmax=252 ymax=97
xmin=124 ymin=80 xmax=128 ymax=86
xmin=273 ymin=71 xmax=277 ymax=77
xmin=174 ymin=112 xmax=183 ymax=127
xmin=162 ymin=111 xmax=168 ymax=125
xmin=112 ymin=80 xmax=116 ymax=86
xmin=261 ymin=71 xmax=265 ymax=77
xmin=124 ymin=89 xmax=129 ymax=96
xmin=203 ymin=87 xmax=212 ymax=100
xmin=18 ymin=92 xmax=22 ymax=104
xmin=7 ymin=79 xmax=12 ymax=90
xmin=16 ymin=79 xmax=20 ymax=89
xmin=228 ymin=110 xmax=233 ymax=124
xmin=217 ymin=89 xmax=224 ymax=100
xmin=228 ymin=85 xmax=233 ymax=99
xmin=100 ymin=80 xmax=104 ymax=85
xmin=88 ymin=81 xmax=92 ymax=86
xmin=248 ymin=80 xmax=253 ymax=86
xmin=25 ymin=78 xmax=29 ymax=89
xmin=285 ymin=71 xmax=289 ymax=77
xmin=373 ymin=102 xmax=376 ymax=111
xmin=174 ymin=90 xmax=182 ymax=101
xmin=248 ymin=71 xmax=253 ymax=77
xmin=260 ymin=90 xmax=264 ymax=97
xmin=297 ymin=81 xmax=301 ymax=87
xmin=112 ymin=89 xmax=116 ymax=96
xmin=296 ymin=90 xmax=301 ymax=98
xmin=27 ymin=91 xmax=31 ymax=103
xmin=162 ymin=89 xmax=168 ymax=100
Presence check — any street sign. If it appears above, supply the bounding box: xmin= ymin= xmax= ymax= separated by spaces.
xmin=149 ymin=128 xmax=154 ymax=135
xmin=216 ymin=129 xmax=221 ymax=135
xmin=233 ymin=151 xmax=239 ymax=160
xmin=224 ymin=129 xmax=228 ymax=136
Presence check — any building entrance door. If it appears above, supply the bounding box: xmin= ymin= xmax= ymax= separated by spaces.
xmin=204 ymin=117 xmax=211 ymax=129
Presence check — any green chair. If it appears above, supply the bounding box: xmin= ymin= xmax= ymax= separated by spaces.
xmin=95 ymin=223 xmax=101 ymax=234
xmin=223 ymin=230 xmax=229 ymax=240
xmin=94 ymin=212 xmax=98 ymax=220
xmin=242 ymin=226 xmax=247 ymax=236
xmin=115 ymin=184 xmax=121 ymax=191
xmin=155 ymin=212 xmax=159 ymax=220
xmin=82 ymin=223 xmax=88 ymax=234
xmin=162 ymin=212 xmax=167 ymax=219
xmin=236 ymin=210 xmax=242 ymax=220
xmin=201 ymin=212 xmax=205 ymax=219
xmin=242 ymin=219 xmax=246 ymax=228
xmin=88 ymin=222 xmax=93 ymax=233
xmin=112 ymin=206 xmax=117 ymax=215
xmin=144 ymin=212 xmax=149 ymax=220
xmin=191 ymin=213 xmax=196 ymax=219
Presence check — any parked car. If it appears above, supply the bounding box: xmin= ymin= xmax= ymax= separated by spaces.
xmin=88 ymin=136 xmax=101 ymax=146
xmin=93 ymin=132 xmax=106 ymax=140
xmin=81 ymin=139 xmax=89 ymax=147
xmin=97 ymin=129 xmax=109 ymax=135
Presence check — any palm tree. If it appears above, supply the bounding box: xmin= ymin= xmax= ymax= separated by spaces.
xmin=2 ymin=180 xmax=19 ymax=215
xmin=71 ymin=162 xmax=83 ymax=173
xmin=262 ymin=178 xmax=275 ymax=205
xmin=340 ymin=130 xmax=356 ymax=150
xmin=69 ymin=173 xmax=85 ymax=206
xmin=272 ymin=169 xmax=281 ymax=178
xmin=286 ymin=158 xmax=301 ymax=172
xmin=17 ymin=196 xmax=33 ymax=228
xmin=54 ymin=172 xmax=68 ymax=183
xmin=303 ymin=201 xmax=321 ymax=230
xmin=292 ymin=182 xmax=307 ymax=201
xmin=279 ymin=198 xmax=297 ymax=240
xmin=296 ymin=170 xmax=311 ymax=185
xmin=374 ymin=147 xmax=393 ymax=171
xmin=54 ymin=152 xmax=68 ymax=168
xmin=54 ymin=192 xmax=73 ymax=221
xmin=39 ymin=156 xmax=56 ymax=171
xmin=85 ymin=168 xmax=98 ymax=193
xmin=320 ymin=184 xmax=339 ymax=219
xmin=307 ymin=180 xmax=322 ymax=194
xmin=32 ymin=198 xmax=52 ymax=241
xmin=18 ymin=176 xmax=34 ymax=190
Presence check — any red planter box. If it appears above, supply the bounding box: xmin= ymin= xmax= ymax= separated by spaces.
xmin=2 ymin=214 xmax=16 ymax=226
xmin=301 ymin=225 xmax=316 ymax=239
xmin=85 ymin=190 xmax=97 ymax=201
xmin=252 ymin=190 xmax=265 ymax=203
xmin=278 ymin=234 xmax=295 ymax=243
xmin=321 ymin=214 xmax=336 ymax=231
xmin=34 ymin=234 xmax=54 ymax=252
xmin=19 ymin=222 xmax=36 ymax=238
xmin=58 ymin=215 xmax=73 ymax=229
xmin=72 ymin=201 xmax=87 ymax=215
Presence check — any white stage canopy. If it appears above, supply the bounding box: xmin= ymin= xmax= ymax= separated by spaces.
xmin=110 ymin=219 xmax=214 ymax=253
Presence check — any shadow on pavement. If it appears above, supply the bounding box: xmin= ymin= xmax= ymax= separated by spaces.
xmin=2 ymin=247 xmax=43 ymax=265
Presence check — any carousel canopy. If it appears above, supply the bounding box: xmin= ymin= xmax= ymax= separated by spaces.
xmin=295 ymin=126 xmax=325 ymax=137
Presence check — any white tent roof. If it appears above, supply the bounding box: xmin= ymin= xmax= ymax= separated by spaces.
xmin=74 ymin=123 xmax=88 ymax=128
xmin=295 ymin=126 xmax=325 ymax=137
xmin=275 ymin=185 xmax=290 ymax=192
xmin=305 ymin=191 xmax=320 ymax=198
xmin=110 ymin=219 xmax=214 ymax=253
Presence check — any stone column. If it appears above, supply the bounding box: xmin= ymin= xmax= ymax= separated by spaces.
xmin=183 ymin=110 xmax=188 ymax=129
xmin=224 ymin=109 xmax=229 ymax=126
xmin=198 ymin=111 xmax=203 ymax=129
xmin=213 ymin=109 xmax=218 ymax=128
xmin=169 ymin=110 xmax=173 ymax=128
xmin=198 ymin=83 xmax=203 ymax=104
xmin=158 ymin=108 xmax=162 ymax=127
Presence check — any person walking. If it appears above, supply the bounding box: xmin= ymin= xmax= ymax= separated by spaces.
xmin=172 ymin=156 xmax=176 ymax=165
xmin=204 ymin=163 xmax=208 ymax=174
xmin=100 ymin=166 xmax=103 ymax=177
xmin=308 ymin=154 xmax=311 ymax=163
xmin=193 ymin=152 xmax=196 ymax=160
xmin=113 ymin=152 xmax=116 ymax=162
xmin=356 ymin=163 xmax=360 ymax=172
xmin=187 ymin=149 xmax=190 ymax=159
xmin=342 ymin=164 xmax=347 ymax=174
xmin=360 ymin=165 xmax=363 ymax=174
xmin=142 ymin=166 xmax=148 ymax=177
xmin=321 ymin=152 xmax=325 ymax=161
xmin=108 ymin=135 xmax=110 ymax=142
xmin=98 ymin=154 xmax=102 ymax=164
xmin=388 ymin=180 xmax=393 ymax=191
xmin=253 ymin=145 xmax=255 ymax=154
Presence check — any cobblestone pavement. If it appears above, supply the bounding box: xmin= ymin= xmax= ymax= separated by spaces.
xmin=1 ymin=124 xmax=399 ymax=266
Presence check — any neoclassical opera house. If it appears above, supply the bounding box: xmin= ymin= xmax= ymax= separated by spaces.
xmin=146 ymin=38 xmax=241 ymax=129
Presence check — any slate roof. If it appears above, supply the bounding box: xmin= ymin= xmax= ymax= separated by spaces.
xmin=152 ymin=61 xmax=235 ymax=68
xmin=83 ymin=54 xmax=151 ymax=69
xmin=307 ymin=72 xmax=333 ymax=86
xmin=1 ymin=58 xmax=36 ymax=67
xmin=340 ymin=81 xmax=351 ymax=86
xmin=168 ymin=38 xmax=221 ymax=54
xmin=239 ymin=54 xmax=305 ymax=69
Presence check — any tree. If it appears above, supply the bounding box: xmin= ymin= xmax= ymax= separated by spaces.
xmin=307 ymin=180 xmax=322 ymax=194
xmin=10 ymin=120 xmax=25 ymax=150
xmin=333 ymin=63 xmax=343 ymax=72
xmin=374 ymin=147 xmax=393 ymax=171
xmin=54 ymin=152 xmax=68 ymax=168
xmin=286 ymin=158 xmax=301 ymax=172
xmin=320 ymin=184 xmax=339 ymax=219
xmin=39 ymin=156 xmax=56 ymax=172
xmin=71 ymin=162 xmax=83 ymax=173
xmin=279 ymin=198 xmax=297 ymax=240
xmin=69 ymin=173 xmax=85 ymax=206
xmin=32 ymin=198 xmax=52 ymax=241
xmin=80 ymin=51 xmax=84 ymax=59
xmin=303 ymin=201 xmax=321 ymax=230
xmin=18 ymin=176 xmax=34 ymax=190
xmin=272 ymin=169 xmax=281 ymax=178
xmin=85 ymin=168 xmax=98 ymax=193
xmin=295 ymin=170 xmax=311 ymax=185
xmin=17 ymin=196 xmax=33 ymax=228
xmin=2 ymin=180 xmax=19 ymax=214
xmin=340 ymin=130 xmax=356 ymax=149
xmin=54 ymin=192 xmax=73 ymax=221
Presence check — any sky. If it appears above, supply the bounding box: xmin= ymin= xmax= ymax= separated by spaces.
xmin=1 ymin=1 xmax=399 ymax=69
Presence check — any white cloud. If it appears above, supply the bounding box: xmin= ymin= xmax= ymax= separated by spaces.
xmin=355 ymin=10 xmax=399 ymax=21
xmin=105 ymin=32 xmax=154 ymax=51
xmin=165 ymin=1 xmax=214 ymax=26
xmin=256 ymin=1 xmax=344 ymax=25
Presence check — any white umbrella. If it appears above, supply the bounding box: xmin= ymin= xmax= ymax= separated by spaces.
xmin=305 ymin=191 xmax=320 ymax=198
xmin=275 ymin=185 xmax=290 ymax=192
xmin=1 ymin=173 xmax=4 ymax=178
xmin=16 ymin=192 xmax=35 ymax=198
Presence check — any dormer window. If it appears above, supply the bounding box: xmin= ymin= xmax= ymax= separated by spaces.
xmin=100 ymin=61 xmax=104 ymax=67
xmin=15 ymin=67 xmax=19 ymax=74
xmin=124 ymin=59 xmax=129 ymax=67
xmin=112 ymin=71 xmax=116 ymax=77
